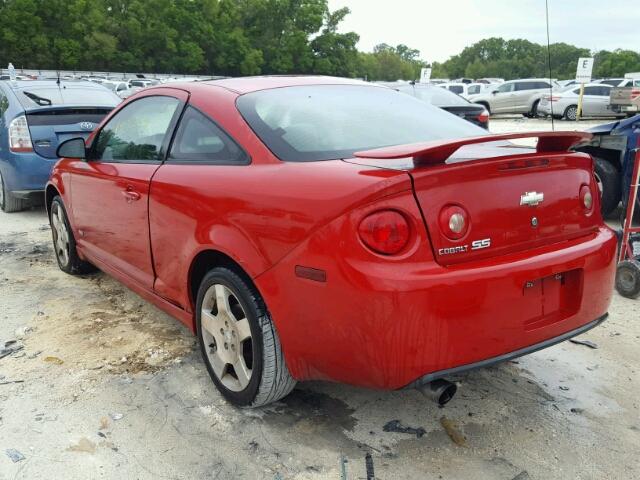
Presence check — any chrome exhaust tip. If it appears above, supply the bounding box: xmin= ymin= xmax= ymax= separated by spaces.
xmin=418 ymin=379 xmax=457 ymax=406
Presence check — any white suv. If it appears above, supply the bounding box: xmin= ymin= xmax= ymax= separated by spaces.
xmin=468 ymin=78 xmax=557 ymax=116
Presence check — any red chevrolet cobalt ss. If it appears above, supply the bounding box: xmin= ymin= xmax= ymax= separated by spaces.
xmin=47 ymin=77 xmax=616 ymax=407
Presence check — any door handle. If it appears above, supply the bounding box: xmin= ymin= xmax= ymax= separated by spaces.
xmin=122 ymin=188 xmax=141 ymax=202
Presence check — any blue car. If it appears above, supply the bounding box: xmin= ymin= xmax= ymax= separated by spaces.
xmin=0 ymin=80 xmax=120 ymax=212
xmin=576 ymin=114 xmax=640 ymax=216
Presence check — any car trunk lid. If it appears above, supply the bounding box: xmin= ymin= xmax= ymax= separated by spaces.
xmin=352 ymin=132 xmax=600 ymax=265
xmin=26 ymin=106 xmax=112 ymax=158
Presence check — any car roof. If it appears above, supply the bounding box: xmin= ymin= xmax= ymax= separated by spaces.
xmin=1 ymin=79 xmax=111 ymax=90
xmin=506 ymin=78 xmax=553 ymax=82
xmin=199 ymin=75 xmax=374 ymax=94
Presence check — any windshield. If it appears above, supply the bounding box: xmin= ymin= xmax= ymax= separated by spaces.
xmin=237 ymin=85 xmax=484 ymax=162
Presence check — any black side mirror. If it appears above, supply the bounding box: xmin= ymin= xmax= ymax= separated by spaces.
xmin=492 ymin=90 xmax=499 ymax=95
xmin=57 ymin=137 xmax=86 ymax=159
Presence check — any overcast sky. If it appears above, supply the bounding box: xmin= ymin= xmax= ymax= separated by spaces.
xmin=327 ymin=0 xmax=640 ymax=62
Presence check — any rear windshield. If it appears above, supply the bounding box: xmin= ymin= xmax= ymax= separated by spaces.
xmin=16 ymin=85 xmax=120 ymax=109
xmin=396 ymin=85 xmax=469 ymax=107
xmin=237 ymin=85 xmax=484 ymax=162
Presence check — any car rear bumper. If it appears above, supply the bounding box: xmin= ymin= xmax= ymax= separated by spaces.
xmin=257 ymin=226 xmax=617 ymax=390
xmin=0 ymin=152 xmax=57 ymax=193
xmin=406 ymin=313 xmax=607 ymax=388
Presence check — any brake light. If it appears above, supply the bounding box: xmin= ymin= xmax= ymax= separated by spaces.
xmin=477 ymin=110 xmax=489 ymax=123
xmin=439 ymin=205 xmax=469 ymax=240
xmin=580 ymin=185 xmax=594 ymax=213
xmin=358 ymin=210 xmax=410 ymax=255
xmin=631 ymin=89 xmax=640 ymax=100
xmin=9 ymin=115 xmax=33 ymax=152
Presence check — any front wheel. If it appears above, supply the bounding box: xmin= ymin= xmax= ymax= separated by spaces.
xmin=196 ymin=267 xmax=296 ymax=407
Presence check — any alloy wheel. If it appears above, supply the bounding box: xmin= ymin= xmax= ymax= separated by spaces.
xmin=566 ymin=106 xmax=577 ymax=121
xmin=200 ymin=283 xmax=254 ymax=392
xmin=51 ymin=203 xmax=70 ymax=267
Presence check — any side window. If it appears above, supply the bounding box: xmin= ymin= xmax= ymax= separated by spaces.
xmin=515 ymin=82 xmax=535 ymax=91
xmin=93 ymin=96 xmax=180 ymax=162
xmin=168 ymin=106 xmax=248 ymax=164
xmin=534 ymin=81 xmax=551 ymax=89
xmin=468 ymin=85 xmax=479 ymax=95
xmin=583 ymin=86 xmax=598 ymax=95
xmin=496 ymin=83 xmax=514 ymax=93
xmin=449 ymin=85 xmax=464 ymax=94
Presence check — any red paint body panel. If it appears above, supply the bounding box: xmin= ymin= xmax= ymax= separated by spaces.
xmin=47 ymin=77 xmax=617 ymax=390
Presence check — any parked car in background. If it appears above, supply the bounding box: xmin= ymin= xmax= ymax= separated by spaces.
xmin=0 ymin=80 xmax=119 ymax=212
xmin=469 ymin=78 xmax=558 ymax=116
xmin=465 ymin=82 xmax=498 ymax=98
xmin=438 ymin=82 xmax=468 ymax=96
xmin=476 ymin=78 xmax=504 ymax=84
xmin=538 ymin=84 xmax=620 ymax=121
xmin=609 ymin=75 xmax=640 ymax=116
xmin=128 ymin=78 xmax=160 ymax=89
xmin=102 ymin=80 xmax=136 ymax=99
xmin=47 ymin=76 xmax=615 ymax=408
xmin=393 ymin=83 xmax=489 ymax=128
xmin=593 ymin=78 xmax=625 ymax=87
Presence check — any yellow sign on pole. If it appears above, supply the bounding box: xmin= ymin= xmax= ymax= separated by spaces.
xmin=576 ymin=83 xmax=585 ymax=121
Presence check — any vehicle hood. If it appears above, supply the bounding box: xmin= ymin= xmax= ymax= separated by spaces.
xmin=587 ymin=114 xmax=640 ymax=135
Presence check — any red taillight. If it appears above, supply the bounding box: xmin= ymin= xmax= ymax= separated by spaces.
xmin=580 ymin=185 xmax=594 ymax=213
xmin=477 ymin=110 xmax=489 ymax=123
xmin=358 ymin=210 xmax=410 ymax=255
xmin=631 ymin=89 xmax=640 ymax=100
xmin=439 ymin=205 xmax=469 ymax=240
xmin=9 ymin=115 xmax=33 ymax=152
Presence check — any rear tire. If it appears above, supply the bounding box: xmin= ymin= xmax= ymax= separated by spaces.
xmin=529 ymin=100 xmax=539 ymax=118
xmin=50 ymin=196 xmax=95 ymax=274
xmin=196 ymin=267 xmax=296 ymax=407
xmin=593 ymin=158 xmax=621 ymax=217
xmin=564 ymin=105 xmax=578 ymax=121
xmin=615 ymin=260 xmax=640 ymax=298
xmin=0 ymin=170 xmax=28 ymax=213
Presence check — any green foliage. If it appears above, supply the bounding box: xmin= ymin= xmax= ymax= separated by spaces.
xmin=0 ymin=1 xmax=637 ymax=81
xmin=435 ymin=37 xmax=639 ymax=80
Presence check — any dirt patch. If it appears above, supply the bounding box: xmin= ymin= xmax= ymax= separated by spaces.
xmin=21 ymin=273 xmax=195 ymax=375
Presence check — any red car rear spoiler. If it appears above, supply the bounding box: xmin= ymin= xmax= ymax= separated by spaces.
xmin=354 ymin=131 xmax=593 ymax=165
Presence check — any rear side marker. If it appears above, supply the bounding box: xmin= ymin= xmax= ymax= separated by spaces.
xmin=295 ymin=265 xmax=326 ymax=283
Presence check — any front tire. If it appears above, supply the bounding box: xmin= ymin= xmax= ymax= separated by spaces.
xmin=50 ymin=196 xmax=95 ymax=274
xmin=593 ymin=158 xmax=621 ymax=217
xmin=0 ymin=170 xmax=28 ymax=213
xmin=196 ymin=267 xmax=296 ymax=407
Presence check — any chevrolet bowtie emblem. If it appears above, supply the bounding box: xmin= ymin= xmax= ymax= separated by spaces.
xmin=520 ymin=191 xmax=544 ymax=206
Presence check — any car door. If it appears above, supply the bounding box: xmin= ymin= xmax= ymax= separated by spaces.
xmin=148 ymin=105 xmax=250 ymax=307
xmin=69 ymin=89 xmax=187 ymax=289
xmin=490 ymin=82 xmax=515 ymax=113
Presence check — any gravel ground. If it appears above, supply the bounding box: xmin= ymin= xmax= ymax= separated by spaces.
xmin=1 ymin=116 xmax=639 ymax=480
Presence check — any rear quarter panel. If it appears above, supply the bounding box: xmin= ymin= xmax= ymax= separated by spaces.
xmin=148 ymin=85 xmax=412 ymax=315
